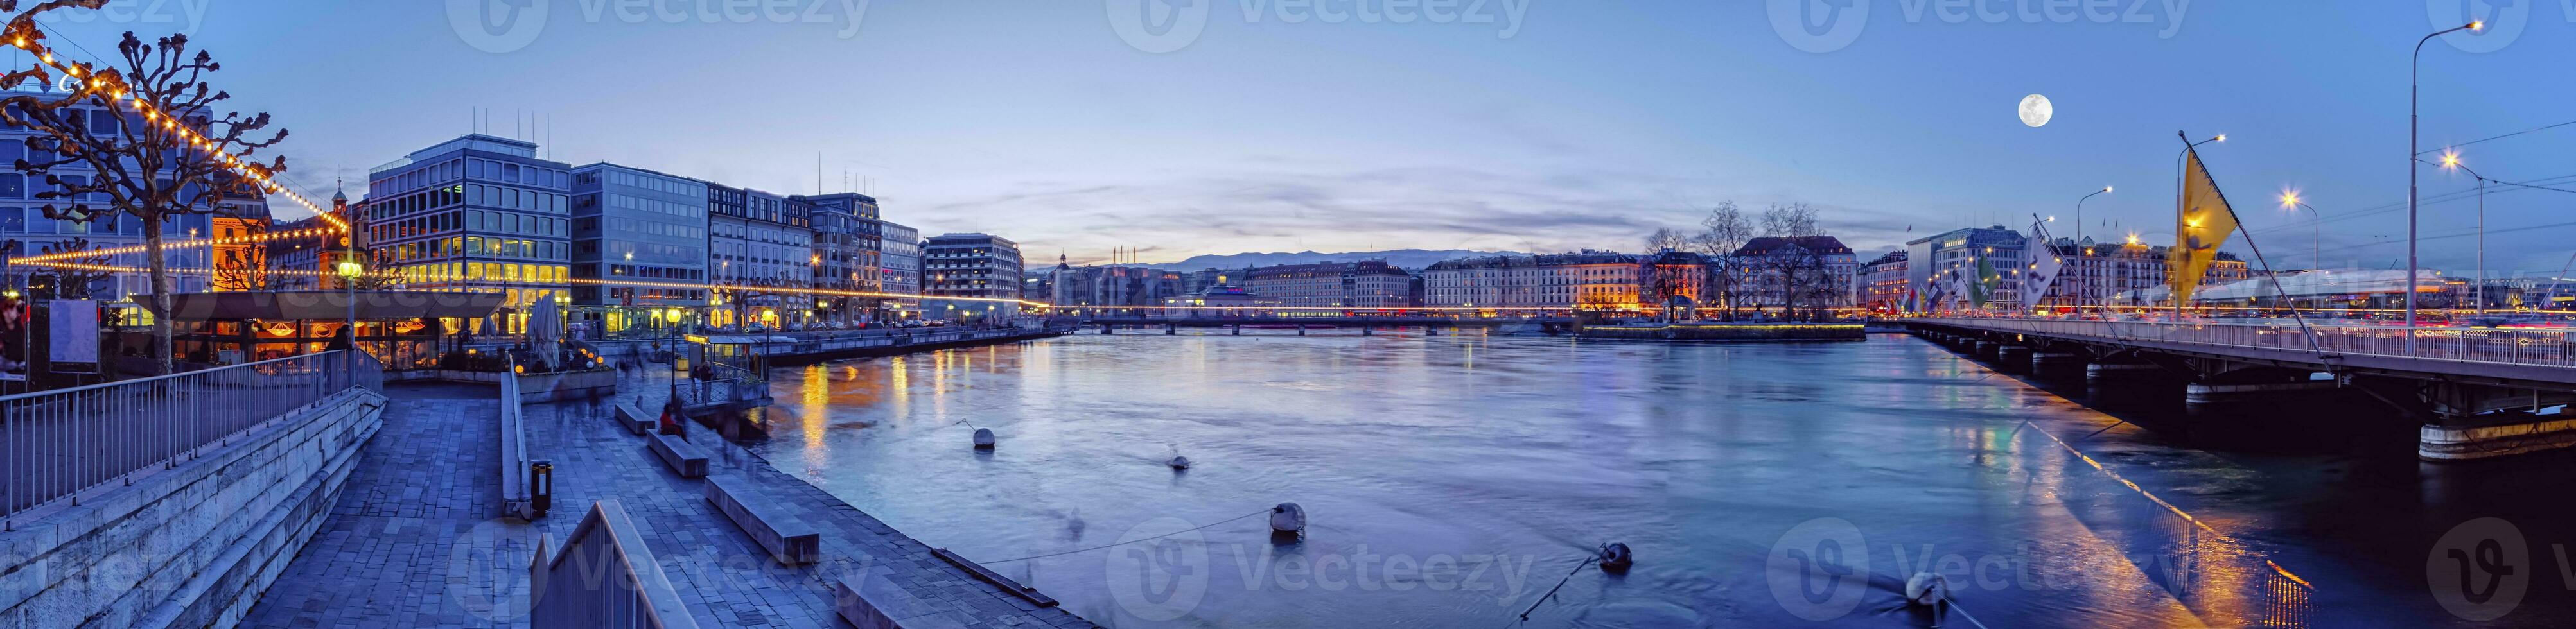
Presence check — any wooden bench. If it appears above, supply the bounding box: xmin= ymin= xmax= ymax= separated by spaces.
xmin=615 ymin=401 xmax=654 ymax=435
xmin=703 ymin=475 xmax=821 ymax=565
xmin=647 ymin=432 xmax=708 ymax=478
xmin=834 ymin=572 xmax=970 ymax=629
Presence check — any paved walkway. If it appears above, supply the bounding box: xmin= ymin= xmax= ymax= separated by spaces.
xmin=241 ymin=376 xmax=1098 ymax=628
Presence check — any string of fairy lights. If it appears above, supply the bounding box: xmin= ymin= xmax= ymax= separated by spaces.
xmin=0 ymin=23 xmax=347 ymax=270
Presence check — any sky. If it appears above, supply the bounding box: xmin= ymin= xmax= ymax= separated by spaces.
xmin=19 ymin=1 xmax=2576 ymax=273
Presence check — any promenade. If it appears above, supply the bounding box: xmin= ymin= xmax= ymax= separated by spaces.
xmin=241 ymin=375 xmax=1098 ymax=628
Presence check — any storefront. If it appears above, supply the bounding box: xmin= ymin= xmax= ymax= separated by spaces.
xmin=166 ymin=291 xmax=507 ymax=370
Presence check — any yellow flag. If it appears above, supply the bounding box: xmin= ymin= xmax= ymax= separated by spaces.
xmin=2169 ymin=147 xmax=2239 ymax=305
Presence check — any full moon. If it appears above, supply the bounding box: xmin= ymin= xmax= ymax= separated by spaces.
xmin=2019 ymin=94 xmax=2053 ymax=128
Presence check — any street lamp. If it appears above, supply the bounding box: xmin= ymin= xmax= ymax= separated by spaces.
xmin=2076 ymin=185 xmax=2111 ymax=245
xmin=2430 ymin=151 xmax=2489 ymax=314
xmin=2410 ymin=20 xmax=2484 ymax=347
xmin=336 ymin=259 xmax=363 ymax=351
xmin=2277 ymin=191 xmax=2322 ymax=273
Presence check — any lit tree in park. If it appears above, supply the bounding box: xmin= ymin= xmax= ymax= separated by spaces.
xmin=0 ymin=0 xmax=290 ymax=375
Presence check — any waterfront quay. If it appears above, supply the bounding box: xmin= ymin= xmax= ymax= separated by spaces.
xmin=0 ymin=326 xmax=1090 ymax=628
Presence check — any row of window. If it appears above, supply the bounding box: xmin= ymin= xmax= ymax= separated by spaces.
xmin=378 ymin=156 xmax=569 ymax=197
xmin=371 ymin=236 xmax=568 ymax=266
xmin=390 ymin=261 xmax=570 ymax=285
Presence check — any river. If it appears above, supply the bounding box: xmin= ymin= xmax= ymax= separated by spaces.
xmin=743 ymin=330 xmax=2576 ymax=628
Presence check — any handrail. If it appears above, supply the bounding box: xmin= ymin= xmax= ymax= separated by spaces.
xmin=3 ymin=350 xmax=376 ymax=523
xmin=1916 ymin=318 xmax=2576 ymax=369
xmin=531 ymin=500 xmax=701 ymax=628
xmin=498 ymin=356 xmax=534 ymax=519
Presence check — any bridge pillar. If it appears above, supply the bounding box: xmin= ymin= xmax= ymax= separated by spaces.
xmin=1363 ymin=327 xmax=1374 ymax=336
xmin=1992 ymin=345 xmax=2031 ymax=372
xmin=1972 ymin=341 xmax=2001 ymax=361
xmin=1166 ymin=323 xmax=1177 ymax=336
xmin=2029 ymin=352 xmax=2085 ymax=381
xmin=2418 ymin=384 xmax=2576 ymax=461
xmin=2183 ymin=378 xmax=2372 ymax=446
xmin=2085 ymin=362 xmax=2183 ymax=410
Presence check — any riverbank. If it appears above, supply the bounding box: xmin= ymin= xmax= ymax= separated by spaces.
xmin=1577 ymin=321 xmax=1865 ymax=341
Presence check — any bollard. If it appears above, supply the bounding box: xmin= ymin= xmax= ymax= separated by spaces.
xmin=1297 ymin=326 xmax=1306 ymax=336
xmin=528 ymin=460 xmax=554 ymax=519
xmin=1232 ymin=325 xmax=1241 ymax=336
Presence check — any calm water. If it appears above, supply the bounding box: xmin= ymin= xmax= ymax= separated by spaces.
xmin=744 ymin=331 xmax=2576 ymax=628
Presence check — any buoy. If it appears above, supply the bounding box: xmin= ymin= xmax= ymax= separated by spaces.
xmin=1296 ymin=326 xmax=1306 ymax=336
xmin=1168 ymin=456 xmax=1191 ymax=470
xmin=1904 ymin=572 xmax=1949 ymax=607
xmin=1596 ymin=542 xmax=1633 ymax=572
xmin=972 ymin=428 xmax=995 ymax=449
xmin=1427 ymin=327 xmax=1439 ymax=336
xmin=1269 ymin=502 xmax=1306 ymax=535
xmin=1362 ymin=327 xmax=1373 ymax=336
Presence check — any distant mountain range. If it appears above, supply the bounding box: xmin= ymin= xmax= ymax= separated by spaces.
xmin=1152 ymin=248 xmax=1530 ymax=271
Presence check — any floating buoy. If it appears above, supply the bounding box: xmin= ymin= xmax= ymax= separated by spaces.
xmin=1270 ymin=502 xmax=1306 ymax=535
xmin=972 ymin=428 xmax=995 ymax=449
xmin=1904 ymin=572 xmax=1949 ymax=607
xmin=1168 ymin=456 xmax=1191 ymax=470
xmin=1596 ymin=542 xmax=1633 ymax=572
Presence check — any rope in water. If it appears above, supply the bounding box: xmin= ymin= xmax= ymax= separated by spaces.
xmin=1510 ymin=552 xmax=1600 ymax=623
xmin=977 ymin=508 xmax=1272 ymax=564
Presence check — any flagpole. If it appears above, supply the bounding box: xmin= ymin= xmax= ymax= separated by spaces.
xmin=2175 ymin=131 xmax=2223 ymax=319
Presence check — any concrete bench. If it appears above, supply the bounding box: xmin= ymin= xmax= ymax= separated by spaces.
xmin=647 ymin=432 xmax=708 ymax=478
xmin=615 ymin=401 xmax=654 ymax=435
xmin=703 ymin=475 xmax=821 ymax=565
xmin=834 ymin=572 xmax=970 ymax=629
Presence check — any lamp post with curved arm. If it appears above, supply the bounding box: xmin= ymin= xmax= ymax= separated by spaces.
xmin=2277 ymin=192 xmax=2322 ymax=273
xmin=2410 ymin=20 xmax=2484 ymax=348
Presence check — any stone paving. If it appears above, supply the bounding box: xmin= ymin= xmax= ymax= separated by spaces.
xmin=238 ymin=375 xmax=1099 ymax=628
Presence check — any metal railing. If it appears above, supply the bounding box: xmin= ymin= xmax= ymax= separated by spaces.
xmin=498 ymin=356 xmax=535 ymax=520
xmin=531 ymin=500 xmax=700 ymax=629
xmin=1 ymin=350 xmax=383 ymax=523
xmin=1916 ymin=318 xmax=2576 ymax=368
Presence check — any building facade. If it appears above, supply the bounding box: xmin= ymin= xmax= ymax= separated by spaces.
xmin=1731 ymin=236 xmax=1857 ymax=313
xmin=706 ymin=187 xmax=816 ymax=328
xmin=1421 ymin=251 xmax=1651 ymax=310
xmin=1243 ymin=260 xmax=1417 ymax=314
xmin=1905 ymin=226 xmax=2026 ymax=313
xmin=1857 ymin=250 xmax=1907 ymax=311
xmin=365 ymin=134 xmax=574 ymax=319
xmin=924 ymin=233 xmax=1022 ymax=299
xmin=568 ymin=163 xmax=708 ymax=313
xmin=879 ymin=221 xmax=922 ymax=316
xmin=798 ymin=193 xmax=882 ymax=322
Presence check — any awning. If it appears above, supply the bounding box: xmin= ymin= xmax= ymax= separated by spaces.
xmin=165 ymin=291 xmax=509 ymax=321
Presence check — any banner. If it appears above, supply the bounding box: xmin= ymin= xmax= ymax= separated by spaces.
xmin=2170 ymin=146 xmax=2241 ymax=305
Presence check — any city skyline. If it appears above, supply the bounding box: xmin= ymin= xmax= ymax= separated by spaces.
xmin=19 ymin=1 xmax=2576 ymax=272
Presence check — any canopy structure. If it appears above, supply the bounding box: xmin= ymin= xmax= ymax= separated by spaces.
xmin=164 ymin=291 xmax=507 ymax=322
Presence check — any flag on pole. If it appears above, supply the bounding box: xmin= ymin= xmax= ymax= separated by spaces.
xmin=2170 ymin=144 xmax=2241 ymax=306
xmin=2022 ymin=219 xmax=2063 ymax=309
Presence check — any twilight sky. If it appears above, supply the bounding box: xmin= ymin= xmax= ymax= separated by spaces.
xmin=21 ymin=1 xmax=2576 ymax=273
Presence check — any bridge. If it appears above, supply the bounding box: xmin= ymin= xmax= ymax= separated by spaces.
xmin=1056 ymin=315 xmax=1576 ymax=329
xmin=1904 ymin=318 xmax=2576 ymax=460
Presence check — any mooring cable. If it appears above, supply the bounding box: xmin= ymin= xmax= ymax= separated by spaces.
xmin=976 ymin=508 xmax=1271 ymax=564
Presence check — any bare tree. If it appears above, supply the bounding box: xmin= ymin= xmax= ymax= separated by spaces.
xmin=27 ymin=237 xmax=110 ymax=300
xmin=1 ymin=1 xmax=290 ymax=374
xmin=1753 ymin=203 xmax=1834 ymax=320
xmin=1693 ymin=202 xmax=1751 ymax=320
xmin=1642 ymin=227 xmax=1687 ymax=254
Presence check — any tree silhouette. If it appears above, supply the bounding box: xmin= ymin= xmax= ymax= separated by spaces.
xmin=27 ymin=237 xmax=111 ymax=300
xmin=210 ymin=219 xmax=268 ymax=291
xmin=0 ymin=0 xmax=290 ymax=374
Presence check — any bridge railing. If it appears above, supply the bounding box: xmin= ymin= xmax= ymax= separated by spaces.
xmin=1919 ymin=318 xmax=2576 ymax=368
xmin=1 ymin=350 xmax=382 ymax=522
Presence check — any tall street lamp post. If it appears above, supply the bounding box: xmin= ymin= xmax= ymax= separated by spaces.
xmin=2278 ymin=192 xmax=2322 ymax=273
xmin=2411 ymin=20 xmax=2484 ymax=350
xmin=2435 ymin=152 xmax=2487 ymax=314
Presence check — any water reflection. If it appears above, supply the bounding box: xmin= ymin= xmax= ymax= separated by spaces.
xmin=746 ymin=331 xmax=2576 ymax=628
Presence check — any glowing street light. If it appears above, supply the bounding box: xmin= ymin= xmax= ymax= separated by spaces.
xmin=2277 ymin=190 xmax=2322 ymax=272
xmin=2409 ymin=20 xmax=2487 ymax=347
